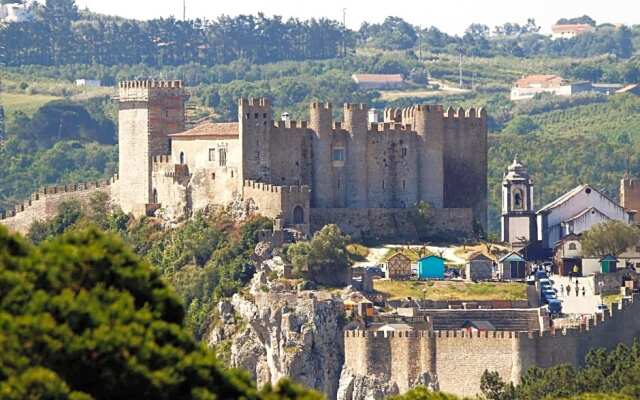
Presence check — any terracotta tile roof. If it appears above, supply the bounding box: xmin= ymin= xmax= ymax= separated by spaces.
xmin=515 ymin=74 xmax=564 ymax=87
xmin=352 ymin=74 xmax=405 ymax=84
xmin=551 ymin=24 xmax=593 ymax=33
xmin=169 ymin=122 xmax=239 ymax=138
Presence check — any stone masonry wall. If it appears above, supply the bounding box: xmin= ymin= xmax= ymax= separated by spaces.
xmin=0 ymin=178 xmax=116 ymax=234
xmin=310 ymin=207 xmax=474 ymax=241
xmin=343 ymin=296 xmax=640 ymax=398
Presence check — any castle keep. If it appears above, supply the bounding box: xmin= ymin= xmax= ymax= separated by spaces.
xmin=1 ymin=80 xmax=488 ymax=237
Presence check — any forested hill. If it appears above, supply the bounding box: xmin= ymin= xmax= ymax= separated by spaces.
xmin=1 ymin=0 xmax=639 ymax=67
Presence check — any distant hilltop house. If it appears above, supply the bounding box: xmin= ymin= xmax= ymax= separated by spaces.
xmin=510 ymin=74 xmax=623 ymax=101
xmin=551 ymin=23 xmax=594 ymax=40
xmin=0 ymin=2 xmax=31 ymax=23
xmin=501 ymin=158 xmax=637 ymax=251
xmin=75 ymin=79 xmax=102 ymax=88
xmin=351 ymin=73 xmax=407 ymax=90
xmin=0 ymin=80 xmax=489 ymax=240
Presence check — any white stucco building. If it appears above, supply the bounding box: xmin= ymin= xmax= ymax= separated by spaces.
xmin=537 ymin=184 xmax=634 ymax=249
xmin=501 ymin=159 xmax=635 ymax=250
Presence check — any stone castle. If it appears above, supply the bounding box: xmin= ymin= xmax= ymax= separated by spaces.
xmin=1 ymin=80 xmax=487 ymax=237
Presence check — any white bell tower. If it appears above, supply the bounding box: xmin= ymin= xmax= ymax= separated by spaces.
xmin=501 ymin=157 xmax=537 ymax=244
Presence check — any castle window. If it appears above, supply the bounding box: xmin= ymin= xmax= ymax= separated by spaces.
xmin=332 ymin=148 xmax=345 ymax=162
xmin=402 ymin=180 xmax=406 ymax=191
xmin=152 ymin=189 xmax=158 ymax=204
xmin=212 ymin=173 xmax=216 ymax=180
xmin=293 ymin=205 xmax=305 ymax=225
xmin=219 ymin=148 xmax=227 ymax=167
xmin=179 ymin=152 xmax=185 ymax=165
xmin=263 ymin=113 xmax=267 ymax=118
xmin=568 ymin=243 xmax=578 ymax=251
xmin=401 ymin=147 xmax=408 ymax=157
xmin=208 ymin=148 xmax=215 ymax=162
xmin=254 ymin=113 xmax=259 ymax=119
xmin=231 ymin=170 xmax=234 ymax=178
xmin=246 ymin=113 xmax=250 ymax=119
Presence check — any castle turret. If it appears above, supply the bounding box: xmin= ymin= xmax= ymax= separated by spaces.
xmin=309 ymin=102 xmax=334 ymax=207
xmin=239 ymin=98 xmax=272 ymax=182
xmin=343 ymin=103 xmax=369 ymax=208
xmin=117 ymin=80 xmax=187 ymax=216
xmin=413 ymin=105 xmax=445 ymax=208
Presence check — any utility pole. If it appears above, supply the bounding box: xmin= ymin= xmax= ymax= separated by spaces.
xmin=418 ymin=24 xmax=422 ymax=62
xmin=342 ymin=8 xmax=347 ymax=57
xmin=459 ymin=51 xmax=463 ymax=88
xmin=183 ymin=0 xmax=186 ymax=21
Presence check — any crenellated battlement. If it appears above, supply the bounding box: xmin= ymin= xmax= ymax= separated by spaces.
xmin=311 ymin=102 xmax=332 ymax=110
xmin=344 ymin=103 xmax=368 ymax=111
xmin=239 ymin=97 xmax=271 ymax=108
xmin=0 ymin=175 xmax=118 ymax=223
xmin=274 ymin=120 xmax=308 ymax=129
xmin=368 ymin=122 xmax=414 ymax=133
xmin=152 ymin=155 xmax=172 ymax=164
xmin=243 ymin=179 xmax=310 ymax=194
xmin=118 ymin=80 xmax=183 ymax=89
xmin=443 ymin=106 xmax=486 ymax=120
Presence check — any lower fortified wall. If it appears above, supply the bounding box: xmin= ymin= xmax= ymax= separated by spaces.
xmin=343 ymin=296 xmax=640 ymax=397
xmin=0 ymin=177 xmax=118 ymax=234
xmin=310 ymin=207 xmax=474 ymax=241
xmin=243 ymin=180 xmax=311 ymax=235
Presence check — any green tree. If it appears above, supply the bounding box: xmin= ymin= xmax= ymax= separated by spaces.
xmin=389 ymin=386 xmax=460 ymax=399
xmin=504 ymin=116 xmax=539 ymax=135
xmin=0 ymin=225 xmax=321 ymax=399
xmin=580 ymin=221 xmax=640 ymax=258
xmin=287 ymin=224 xmax=351 ymax=277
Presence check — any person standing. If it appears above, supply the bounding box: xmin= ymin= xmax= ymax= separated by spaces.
xmin=560 ymin=284 xmax=564 ymax=297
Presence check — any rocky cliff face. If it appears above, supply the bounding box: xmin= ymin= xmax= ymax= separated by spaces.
xmin=208 ymin=265 xmax=347 ymax=399
xmin=336 ymin=369 xmax=400 ymax=400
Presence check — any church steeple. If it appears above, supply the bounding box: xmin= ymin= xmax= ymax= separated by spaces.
xmin=501 ymin=157 xmax=537 ymax=244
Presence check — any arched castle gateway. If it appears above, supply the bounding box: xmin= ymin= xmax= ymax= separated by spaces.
xmin=1 ymin=80 xmax=488 ymax=238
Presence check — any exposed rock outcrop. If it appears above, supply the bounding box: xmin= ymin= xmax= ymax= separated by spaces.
xmin=208 ymin=268 xmax=347 ymax=399
xmin=336 ymin=369 xmax=400 ymax=400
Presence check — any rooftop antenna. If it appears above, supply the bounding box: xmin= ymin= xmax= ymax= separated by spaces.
xmin=182 ymin=0 xmax=186 ymax=21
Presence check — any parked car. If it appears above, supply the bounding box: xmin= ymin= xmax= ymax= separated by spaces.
xmin=547 ymin=299 xmax=562 ymax=315
xmin=365 ymin=266 xmax=384 ymax=278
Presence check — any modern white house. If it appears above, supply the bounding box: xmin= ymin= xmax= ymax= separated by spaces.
xmin=0 ymin=3 xmax=31 ymax=23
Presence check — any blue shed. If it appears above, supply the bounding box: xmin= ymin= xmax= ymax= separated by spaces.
xmin=417 ymin=256 xmax=446 ymax=280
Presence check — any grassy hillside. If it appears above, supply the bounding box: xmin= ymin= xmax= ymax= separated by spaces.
xmin=1 ymin=92 xmax=62 ymax=116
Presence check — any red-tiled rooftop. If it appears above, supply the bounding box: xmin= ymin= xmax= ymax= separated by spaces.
xmin=352 ymin=74 xmax=405 ymax=83
xmin=515 ymin=74 xmax=565 ymax=87
xmin=551 ymin=24 xmax=593 ymax=33
xmin=169 ymin=122 xmax=239 ymax=138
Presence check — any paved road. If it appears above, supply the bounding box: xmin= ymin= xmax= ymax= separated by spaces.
xmin=553 ymin=275 xmax=601 ymax=315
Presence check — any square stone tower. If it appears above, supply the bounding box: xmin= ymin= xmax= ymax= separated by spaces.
xmin=117 ymin=80 xmax=188 ymax=216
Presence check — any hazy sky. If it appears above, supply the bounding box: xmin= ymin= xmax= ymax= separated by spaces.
xmin=73 ymin=0 xmax=637 ymax=35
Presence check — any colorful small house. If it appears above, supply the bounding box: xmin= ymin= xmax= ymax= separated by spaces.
xmin=417 ymin=255 xmax=445 ymax=280
xmin=600 ymin=255 xmax=618 ymax=273
xmin=497 ymin=251 xmax=527 ymax=280
xmin=465 ymin=253 xmax=494 ymax=281
xmin=386 ymin=252 xmax=412 ymax=280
